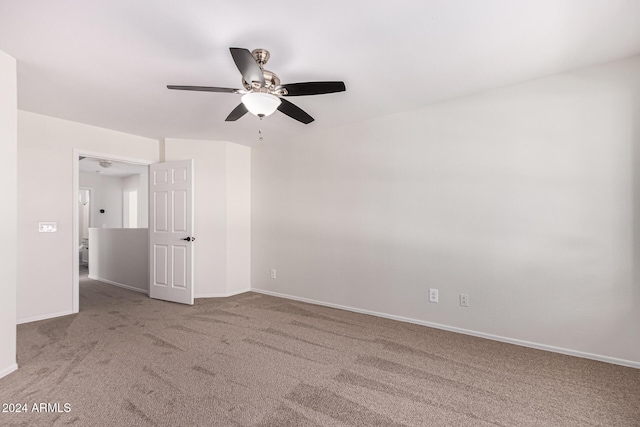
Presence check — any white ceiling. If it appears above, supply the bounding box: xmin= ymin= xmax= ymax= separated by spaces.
xmin=79 ymin=157 xmax=147 ymax=178
xmin=1 ymin=0 xmax=639 ymax=146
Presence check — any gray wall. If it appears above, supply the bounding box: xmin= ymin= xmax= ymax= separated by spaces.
xmin=251 ymin=55 xmax=640 ymax=366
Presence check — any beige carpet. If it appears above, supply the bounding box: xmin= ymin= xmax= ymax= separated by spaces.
xmin=0 ymin=275 xmax=638 ymax=426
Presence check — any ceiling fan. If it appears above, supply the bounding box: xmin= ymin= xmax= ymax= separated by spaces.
xmin=167 ymin=48 xmax=346 ymax=124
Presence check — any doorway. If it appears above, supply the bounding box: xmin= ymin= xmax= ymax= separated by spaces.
xmin=72 ymin=150 xmax=153 ymax=314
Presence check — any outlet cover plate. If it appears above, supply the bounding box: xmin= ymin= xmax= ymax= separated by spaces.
xmin=460 ymin=294 xmax=469 ymax=307
xmin=429 ymin=288 xmax=438 ymax=303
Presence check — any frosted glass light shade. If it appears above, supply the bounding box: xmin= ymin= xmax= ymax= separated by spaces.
xmin=241 ymin=93 xmax=281 ymax=117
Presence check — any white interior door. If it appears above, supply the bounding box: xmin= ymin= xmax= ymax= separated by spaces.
xmin=149 ymin=159 xmax=194 ymax=305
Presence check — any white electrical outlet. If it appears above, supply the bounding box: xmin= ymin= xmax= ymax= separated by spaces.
xmin=270 ymin=269 xmax=277 ymax=279
xmin=460 ymin=294 xmax=469 ymax=307
xmin=429 ymin=288 xmax=438 ymax=303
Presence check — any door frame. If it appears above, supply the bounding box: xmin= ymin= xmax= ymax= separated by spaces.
xmin=72 ymin=149 xmax=154 ymax=314
xmin=78 ymin=186 xmax=93 ymax=263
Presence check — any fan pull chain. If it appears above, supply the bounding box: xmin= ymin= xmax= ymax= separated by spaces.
xmin=258 ymin=129 xmax=263 ymax=142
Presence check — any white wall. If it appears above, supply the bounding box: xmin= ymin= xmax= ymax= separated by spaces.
xmin=89 ymin=228 xmax=149 ymax=293
xmin=17 ymin=111 xmax=158 ymax=323
xmin=251 ymin=55 xmax=640 ymax=366
xmin=122 ymin=173 xmax=139 ymax=192
xmin=164 ymin=138 xmax=250 ymax=297
xmin=226 ymin=143 xmax=251 ymax=294
xmin=79 ymin=172 xmax=124 ymax=228
xmin=0 ymin=49 xmax=17 ymax=378
xmin=122 ymin=172 xmax=149 ymax=228
xmin=79 ymin=171 xmax=148 ymax=230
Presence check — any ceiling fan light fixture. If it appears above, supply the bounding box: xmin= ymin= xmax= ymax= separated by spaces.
xmin=241 ymin=92 xmax=281 ymax=118
xmin=168 ymin=47 xmax=345 ymax=124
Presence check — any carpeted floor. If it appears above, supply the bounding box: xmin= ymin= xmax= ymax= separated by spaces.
xmin=1 ymin=273 xmax=639 ymax=426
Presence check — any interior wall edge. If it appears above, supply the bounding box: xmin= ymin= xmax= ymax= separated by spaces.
xmin=17 ymin=310 xmax=74 ymax=325
xmin=0 ymin=363 xmax=18 ymax=380
xmin=86 ymin=277 xmax=148 ymax=295
xmin=0 ymin=48 xmax=18 ymax=377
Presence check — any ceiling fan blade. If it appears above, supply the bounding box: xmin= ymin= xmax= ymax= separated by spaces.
xmin=167 ymin=85 xmax=241 ymax=93
xmin=278 ymin=81 xmax=346 ymax=96
xmin=229 ymin=48 xmax=265 ymax=88
xmin=225 ymin=103 xmax=248 ymax=121
xmin=277 ymin=98 xmax=314 ymax=124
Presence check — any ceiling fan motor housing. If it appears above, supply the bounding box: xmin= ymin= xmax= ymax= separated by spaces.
xmin=242 ymin=69 xmax=281 ymax=92
xmin=242 ymin=49 xmax=281 ymax=92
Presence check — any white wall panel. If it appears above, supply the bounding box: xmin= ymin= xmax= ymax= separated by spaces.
xmin=17 ymin=111 xmax=158 ymax=322
xmin=0 ymin=49 xmax=17 ymax=378
xmin=251 ymin=56 xmax=640 ymax=365
xmin=89 ymin=228 xmax=149 ymax=293
xmin=79 ymin=172 xmax=124 ymax=229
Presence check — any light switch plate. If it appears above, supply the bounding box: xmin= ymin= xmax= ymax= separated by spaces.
xmin=39 ymin=222 xmax=57 ymax=233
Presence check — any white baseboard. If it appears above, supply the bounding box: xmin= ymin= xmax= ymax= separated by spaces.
xmin=17 ymin=310 xmax=74 ymax=325
xmin=196 ymin=288 xmax=250 ymax=298
xmin=89 ymin=275 xmax=249 ymax=299
xmin=89 ymin=275 xmax=148 ymax=295
xmin=0 ymin=363 xmax=18 ymax=379
xmin=251 ymin=288 xmax=640 ymax=370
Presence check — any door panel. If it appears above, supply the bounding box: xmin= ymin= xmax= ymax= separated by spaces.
xmin=149 ymin=159 xmax=194 ymax=305
xmin=154 ymin=245 xmax=169 ymax=286
xmin=154 ymin=169 xmax=168 ymax=185
xmin=173 ymin=246 xmax=187 ymax=288
xmin=173 ymin=190 xmax=187 ymax=232
xmin=154 ymin=192 xmax=168 ymax=232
